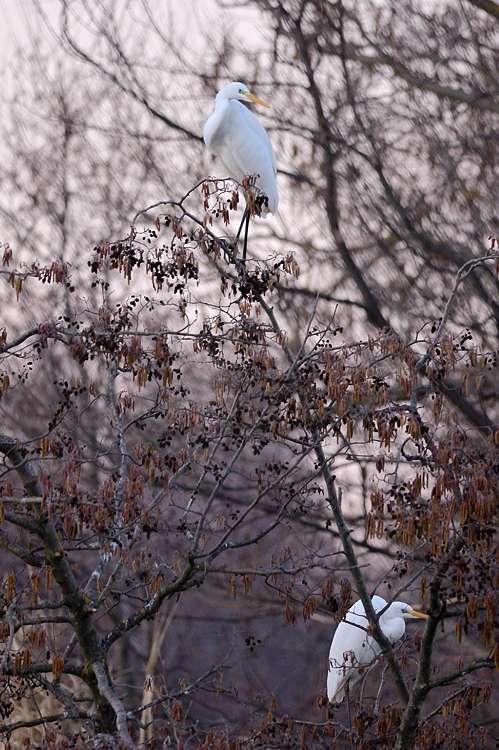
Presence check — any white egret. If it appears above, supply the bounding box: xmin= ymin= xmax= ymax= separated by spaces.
xmin=203 ymin=81 xmax=279 ymax=216
xmin=327 ymin=595 xmax=428 ymax=704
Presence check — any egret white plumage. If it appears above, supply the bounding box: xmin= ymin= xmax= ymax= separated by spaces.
xmin=327 ymin=595 xmax=428 ymax=704
xmin=203 ymin=81 xmax=279 ymax=215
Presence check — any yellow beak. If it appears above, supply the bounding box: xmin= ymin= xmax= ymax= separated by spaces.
xmin=245 ymin=92 xmax=270 ymax=108
xmin=408 ymin=607 xmax=429 ymax=620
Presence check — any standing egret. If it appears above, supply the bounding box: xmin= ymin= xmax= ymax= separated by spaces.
xmin=203 ymin=82 xmax=278 ymax=259
xmin=327 ymin=595 xmax=428 ymax=704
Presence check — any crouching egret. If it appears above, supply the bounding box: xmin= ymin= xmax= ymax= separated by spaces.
xmin=203 ymin=81 xmax=279 ymax=216
xmin=327 ymin=595 xmax=428 ymax=704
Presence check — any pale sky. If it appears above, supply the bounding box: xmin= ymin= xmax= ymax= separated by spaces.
xmin=0 ymin=0 xmax=266 ymax=69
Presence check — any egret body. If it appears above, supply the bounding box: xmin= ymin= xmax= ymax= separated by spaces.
xmin=203 ymin=82 xmax=279 ymax=215
xmin=327 ymin=595 xmax=428 ymax=704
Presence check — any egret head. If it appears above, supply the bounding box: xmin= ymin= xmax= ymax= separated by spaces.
xmin=216 ymin=81 xmax=270 ymax=108
xmin=389 ymin=601 xmax=429 ymax=621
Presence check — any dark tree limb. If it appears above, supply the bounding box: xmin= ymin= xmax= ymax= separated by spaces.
xmin=429 ymin=657 xmax=495 ymax=690
xmin=0 ymin=434 xmax=117 ymax=734
xmin=0 ymin=528 xmax=43 ymax=567
xmin=466 ymin=0 xmax=499 ymax=20
xmin=394 ymin=537 xmax=465 ymax=750
xmin=102 ymin=559 xmax=194 ymax=651
xmin=0 ymin=712 xmax=87 ymax=737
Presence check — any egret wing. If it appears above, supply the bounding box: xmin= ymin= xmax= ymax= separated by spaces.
xmin=327 ymin=600 xmax=380 ymax=704
xmin=217 ymin=101 xmax=278 ymax=212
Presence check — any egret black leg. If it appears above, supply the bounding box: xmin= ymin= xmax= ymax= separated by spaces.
xmin=346 ymin=680 xmax=351 ymax=731
xmin=242 ymin=209 xmax=250 ymax=265
xmin=235 ymin=208 xmax=249 ymax=246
